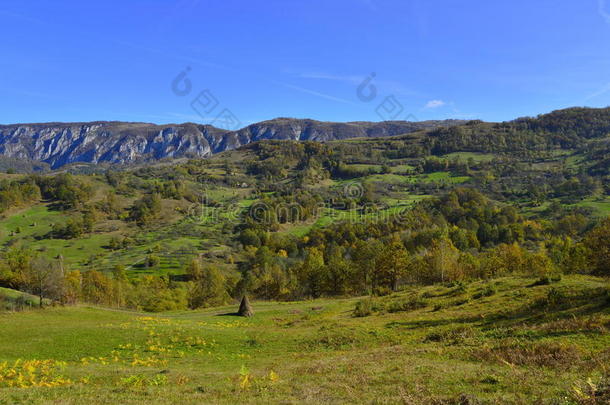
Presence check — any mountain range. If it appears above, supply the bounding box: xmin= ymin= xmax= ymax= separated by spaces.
xmin=0 ymin=118 xmax=464 ymax=170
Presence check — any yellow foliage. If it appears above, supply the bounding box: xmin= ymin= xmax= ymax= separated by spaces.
xmin=268 ymin=370 xmax=279 ymax=382
xmin=0 ymin=359 xmax=72 ymax=388
xmin=239 ymin=373 xmax=251 ymax=390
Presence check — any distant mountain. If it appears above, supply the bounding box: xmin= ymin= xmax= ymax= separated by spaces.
xmin=0 ymin=119 xmax=464 ymax=170
xmin=3 ymin=107 xmax=609 ymax=171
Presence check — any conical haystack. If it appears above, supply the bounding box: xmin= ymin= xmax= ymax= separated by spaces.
xmin=237 ymin=295 xmax=254 ymax=317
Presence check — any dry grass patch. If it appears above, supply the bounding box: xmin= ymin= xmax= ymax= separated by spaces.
xmin=473 ymin=341 xmax=582 ymax=369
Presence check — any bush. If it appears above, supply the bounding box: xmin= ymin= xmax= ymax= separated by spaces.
xmin=533 ymin=287 xmax=569 ymax=309
xmin=353 ymin=298 xmax=383 ymax=317
xmin=372 ymin=286 xmax=393 ymax=297
xmin=145 ymin=254 xmax=161 ymax=268
xmin=425 ymin=325 xmax=477 ymax=344
xmin=531 ymin=276 xmax=552 ymax=286
xmin=529 ymin=274 xmax=561 ymax=287
xmin=472 ymin=286 xmax=495 ymax=299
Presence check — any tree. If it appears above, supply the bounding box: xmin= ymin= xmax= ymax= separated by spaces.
xmin=51 ymin=217 xmax=84 ymax=239
xmin=112 ymin=265 xmax=128 ymax=307
xmin=22 ymin=256 xmax=64 ymax=307
xmin=480 ymin=243 xmax=525 ymax=278
xmin=129 ymin=193 xmax=162 ymax=226
xmin=583 ymin=218 xmax=610 ymax=275
xmin=82 ymin=208 xmax=96 ymax=233
xmin=554 ymin=214 xmax=588 ymax=237
xmin=239 ymin=229 xmax=262 ymax=248
xmin=187 ymin=262 xmax=229 ymax=309
xmin=185 ymin=258 xmax=204 ymax=280
xmin=100 ymin=191 xmax=120 ymax=216
xmin=1 ymin=247 xmax=32 ymax=288
xmin=63 ymin=270 xmax=82 ymax=304
xmin=422 ymin=238 xmax=460 ymax=283
xmin=352 ymin=239 xmax=384 ymax=294
xmin=298 ymin=247 xmax=326 ymax=298
xmin=523 ymin=249 xmax=555 ymax=277
xmin=324 ymin=244 xmax=351 ymax=295
xmin=253 ymin=263 xmax=291 ymax=300
xmin=132 ymin=276 xmax=187 ymax=312
xmin=238 ymin=246 xmax=294 ymax=300
xmin=547 ymin=237 xmax=590 ymax=274
xmin=82 ymin=270 xmax=114 ymax=306
xmin=376 ymin=235 xmax=409 ymax=291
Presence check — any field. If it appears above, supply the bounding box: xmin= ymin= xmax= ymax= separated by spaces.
xmin=1 ymin=275 xmax=608 ymax=404
xmin=1 ymin=113 xmax=610 ymax=403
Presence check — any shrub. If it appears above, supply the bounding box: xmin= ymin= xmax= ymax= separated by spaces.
xmin=480 ymin=375 xmax=500 ymax=385
xmin=472 ymin=286 xmax=495 ymax=299
xmin=530 ymin=274 xmax=561 ymax=287
xmin=353 ymin=298 xmax=384 ymax=317
xmin=532 ymin=287 xmax=570 ymax=309
xmin=386 ymin=296 xmax=427 ymax=313
xmin=353 ymin=299 xmax=373 ymax=317
xmin=372 ymin=286 xmax=393 ymax=297
xmin=425 ymin=325 xmax=477 ymax=345
xmin=146 ymin=254 xmax=161 ymax=268
xmin=530 ymin=276 xmax=552 ymax=286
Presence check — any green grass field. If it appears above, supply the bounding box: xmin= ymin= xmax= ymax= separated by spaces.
xmin=0 ymin=198 xmax=241 ymax=278
xmin=571 ymin=197 xmax=610 ymax=216
xmin=0 ymin=205 xmax=66 ymax=245
xmin=1 ymin=275 xmax=608 ymax=404
xmin=0 ymin=287 xmax=43 ymax=310
xmin=441 ymin=152 xmax=498 ymax=163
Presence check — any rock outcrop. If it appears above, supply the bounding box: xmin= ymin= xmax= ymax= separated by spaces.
xmin=0 ymin=118 xmax=463 ymax=169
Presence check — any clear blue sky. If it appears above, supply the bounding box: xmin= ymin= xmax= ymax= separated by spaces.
xmin=2 ymin=0 xmax=610 ymax=127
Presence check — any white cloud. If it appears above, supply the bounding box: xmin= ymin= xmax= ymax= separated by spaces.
xmin=424 ymin=100 xmax=446 ymax=109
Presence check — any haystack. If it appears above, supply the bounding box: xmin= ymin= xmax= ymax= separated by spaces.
xmin=237 ymin=295 xmax=254 ymax=317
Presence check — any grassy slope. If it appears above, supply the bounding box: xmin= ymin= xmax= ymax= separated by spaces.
xmin=0 ymin=287 xmax=44 ymax=309
xmin=0 ymin=275 xmax=608 ymax=404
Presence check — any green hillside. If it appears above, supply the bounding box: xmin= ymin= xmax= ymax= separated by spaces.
xmin=0 ymin=107 xmax=609 ymax=402
xmin=0 ymin=275 xmax=608 ymax=404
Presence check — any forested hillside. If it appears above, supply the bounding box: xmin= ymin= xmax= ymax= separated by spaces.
xmin=0 ymin=107 xmax=608 ymax=310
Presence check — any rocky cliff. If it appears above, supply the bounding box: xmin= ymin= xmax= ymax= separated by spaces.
xmin=0 ymin=118 xmax=463 ymax=169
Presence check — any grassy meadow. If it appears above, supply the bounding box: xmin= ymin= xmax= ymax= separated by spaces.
xmin=0 ymin=274 xmax=608 ymax=404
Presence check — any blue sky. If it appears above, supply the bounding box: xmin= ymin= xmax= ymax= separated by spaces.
xmin=2 ymin=0 xmax=610 ymax=128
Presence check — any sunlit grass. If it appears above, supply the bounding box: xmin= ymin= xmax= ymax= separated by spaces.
xmin=1 ymin=275 xmax=608 ymax=403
